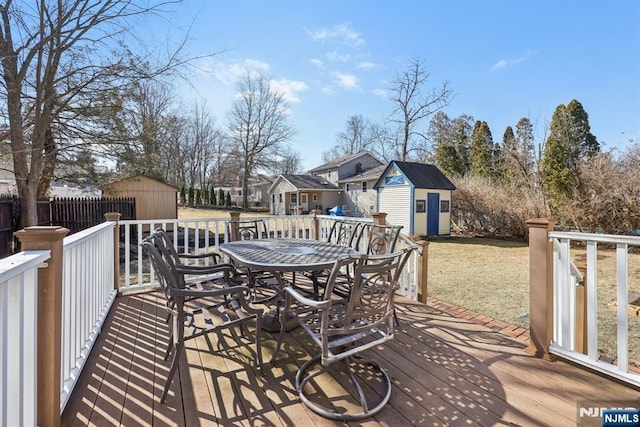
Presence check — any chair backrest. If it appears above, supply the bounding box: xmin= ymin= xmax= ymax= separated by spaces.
xmin=323 ymin=249 xmax=412 ymax=344
xmin=326 ymin=219 xmax=366 ymax=251
xmin=227 ymin=219 xmax=268 ymax=241
xmin=362 ymin=224 xmax=403 ymax=255
xmin=141 ymin=235 xmax=182 ymax=306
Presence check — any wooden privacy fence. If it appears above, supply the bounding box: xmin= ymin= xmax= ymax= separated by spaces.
xmin=0 ymin=196 xmax=136 ymax=258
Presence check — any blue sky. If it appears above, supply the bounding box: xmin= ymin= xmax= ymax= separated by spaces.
xmin=159 ymin=0 xmax=640 ymax=171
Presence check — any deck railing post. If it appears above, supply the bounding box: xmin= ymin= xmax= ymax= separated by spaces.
xmin=105 ymin=212 xmax=121 ymax=291
xmin=311 ymin=210 xmax=321 ymax=240
xmin=575 ymin=261 xmax=588 ymax=355
xmin=525 ymin=218 xmax=556 ymax=360
xmin=372 ymin=212 xmax=387 ymax=227
xmin=15 ymin=226 xmax=70 ymax=427
xmin=417 ymin=240 xmax=429 ymax=303
xmin=228 ymin=211 xmax=240 ymax=241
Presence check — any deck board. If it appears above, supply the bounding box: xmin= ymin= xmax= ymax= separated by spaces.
xmin=62 ymin=291 xmax=639 ymax=426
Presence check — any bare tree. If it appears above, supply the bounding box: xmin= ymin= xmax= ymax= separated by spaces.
xmin=388 ymin=56 xmax=453 ymax=161
xmin=0 ymin=0 xmax=196 ymax=226
xmin=268 ymin=144 xmax=302 ymax=176
xmin=226 ymin=72 xmax=296 ymax=208
xmin=322 ymin=114 xmax=383 ymax=162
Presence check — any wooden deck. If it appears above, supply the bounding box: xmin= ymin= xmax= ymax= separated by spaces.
xmin=61 ymin=290 xmax=639 ymax=426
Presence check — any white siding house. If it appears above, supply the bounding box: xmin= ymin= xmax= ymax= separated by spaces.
xmin=374 ymin=161 xmax=456 ymax=237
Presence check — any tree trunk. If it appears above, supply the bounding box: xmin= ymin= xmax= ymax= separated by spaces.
xmin=37 ymin=128 xmax=57 ymax=197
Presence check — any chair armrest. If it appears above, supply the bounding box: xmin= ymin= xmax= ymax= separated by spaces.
xmin=179 ymin=251 xmax=221 ymax=263
xmin=175 ymin=263 xmax=235 ymax=275
xmin=284 ymin=286 xmax=331 ymax=309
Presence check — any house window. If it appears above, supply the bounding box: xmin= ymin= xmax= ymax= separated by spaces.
xmin=362 ymin=181 xmax=367 ymax=192
xmin=312 ymin=194 xmax=317 ymax=202
xmin=345 ymin=183 xmax=350 ymax=192
xmin=279 ymin=193 xmax=282 ymax=203
xmin=416 ymin=200 xmax=426 ymax=213
xmin=290 ymin=193 xmax=298 ymax=204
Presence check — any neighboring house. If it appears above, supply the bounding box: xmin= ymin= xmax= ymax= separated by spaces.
xmin=374 ymin=161 xmax=456 ymax=237
xmin=246 ymin=175 xmax=274 ymax=209
xmin=49 ymin=181 xmax=102 ymax=198
xmin=269 ymin=151 xmax=384 ymax=216
xmin=268 ymin=174 xmax=341 ymax=215
xmin=338 ymin=164 xmax=385 ymax=217
xmin=102 ymin=174 xmax=177 ymax=220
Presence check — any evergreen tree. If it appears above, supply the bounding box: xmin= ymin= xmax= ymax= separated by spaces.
xmin=210 ymin=187 xmax=217 ymax=206
xmin=501 ymin=126 xmax=518 ymax=181
xmin=469 ymin=121 xmax=494 ymax=178
xmin=195 ymin=189 xmax=202 ymax=206
xmin=514 ymin=117 xmax=536 ymax=179
xmin=179 ymin=186 xmax=186 ymax=206
xmin=225 ymin=191 xmax=232 ymax=207
xmin=430 ymin=112 xmax=472 ymax=177
xmin=218 ymin=188 xmax=225 ymax=205
xmin=188 ymin=187 xmax=195 ymax=207
xmin=542 ymin=100 xmax=599 ymax=208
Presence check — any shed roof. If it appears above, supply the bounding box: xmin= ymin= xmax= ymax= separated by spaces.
xmin=102 ymin=174 xmax=178 ymax=191
xmin=374 ymin=161 xmax=456 ymax=190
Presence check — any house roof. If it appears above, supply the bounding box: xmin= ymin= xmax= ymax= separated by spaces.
xmin=374 ymin=161 xmax=456 ymax=190
xmin=338 ymin=164 xmax=386 ymax=183
xmin=270 ymin=174 xmax=341 ymax=193
xmin=307 ymin=151 xmax=379 ymax=174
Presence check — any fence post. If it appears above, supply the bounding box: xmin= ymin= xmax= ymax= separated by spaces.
xmin=228 ymin=211 xmax=240 ymax=241
xmin=416 ymin=240 xmax=429 ymax=304
xmin=574 ymin=261 xmax=588 ymax=355
xmin=15 ymin=226 xmax=70 ymax=427
xmin=310 ymin=210 xmax=321 ymax=240
xmin=525 ymin=218 xmax=556 ymax=360
xmin=105 ymin=212 xmax=121 ymax=291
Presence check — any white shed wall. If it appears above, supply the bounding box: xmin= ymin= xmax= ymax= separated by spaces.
xmin=378 ymin=184 xmax=412 ymax=234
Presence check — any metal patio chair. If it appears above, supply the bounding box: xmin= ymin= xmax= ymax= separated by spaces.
xmin=272 ymin=248 xmax=412 ymax=421
xmin=141 ymin=234 xmax=263 ymax=403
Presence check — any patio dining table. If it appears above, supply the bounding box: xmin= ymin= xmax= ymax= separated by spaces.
xmin=219 ymin=238 xmax=359 ymax=272
xmin=219 ymin=238 xmax=360 ymax=330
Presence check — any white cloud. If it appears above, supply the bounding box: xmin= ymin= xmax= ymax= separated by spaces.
xmin=214 ymin=59 xmax=270 ymax=85
xmin=270 ymin=78 xmax=309 ymax=103
xmin=491 ymin=50 xmax=538 ymax=71
xmin=307 ymin=22 xmax=365 ymax=47
xmin=331 ymin=72 xmax=360 ymax=91
xmin=321 ymin=87 xmax=335 ymax=95
xmin=357 ymin=61 xmax=378 ymax=70
xmin=372 ymin=88 xmax=387 ymax=98
xmin=325 ymin=51 xmax=351 ymax=62
xmin=310 ymin=58 xmax=324 ymax=69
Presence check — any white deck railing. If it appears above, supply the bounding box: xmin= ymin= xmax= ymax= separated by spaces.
xmin=117 ymin=215 xmax=420 ymax=300
xmin=549 ymin=231 xmax=640 ymax=387
xmin=0 ymin=250 xmax=50 ymax=427
xmin=60 ymin=222 xmax=117 ymax=412
xmin=0 ymin=221 xmax=118 ymax=425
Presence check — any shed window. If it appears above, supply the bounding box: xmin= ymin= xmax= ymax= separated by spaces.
xmin=362 ymin=181 xmax=367 ymax=192
xmin=279 ymin=193 xmax=282 ymax=203
xmin=345 ymin=183 xmax=350 ymax=192
xmin=290 ymin=193 xmax=298 ymax=203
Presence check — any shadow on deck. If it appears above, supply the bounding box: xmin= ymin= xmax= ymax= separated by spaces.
xmin=61 ymin=292 xmax=639 ymax=426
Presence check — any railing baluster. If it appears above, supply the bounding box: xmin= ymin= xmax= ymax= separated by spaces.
xmin=616 ymin=243 xmax=629 ymax=373
xmin=586 ymin=241 xmax=598 ymax=362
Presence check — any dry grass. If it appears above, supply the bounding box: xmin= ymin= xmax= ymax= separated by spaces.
xmin=177 ymin=207 xmax=640 ymax=367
